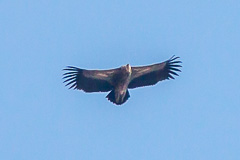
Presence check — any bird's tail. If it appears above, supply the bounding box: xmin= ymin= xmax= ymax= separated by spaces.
xmin=106 ymin=89 xmax=130 ymax=105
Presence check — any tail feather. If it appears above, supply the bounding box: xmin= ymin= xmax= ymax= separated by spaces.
xmin=106 ymin=90 xmax=116 ymax=104
xmin=106 ymin=90 xmax=130 ymax=105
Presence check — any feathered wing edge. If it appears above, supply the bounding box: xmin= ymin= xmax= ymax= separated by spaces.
xmin=62 ymin=66 xmax=80 ymax=90
xmin=165 ymin=55 xmax=182 ymax=80
xmin=62 ymin=66 xmax=114 ymax=92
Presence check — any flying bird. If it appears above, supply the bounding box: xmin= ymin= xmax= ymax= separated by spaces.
xmin=63 ymin=55 xmax=182 ymax=105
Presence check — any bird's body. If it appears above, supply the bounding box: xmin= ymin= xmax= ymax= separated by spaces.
xmin=106 ymin=64 xmax=132 ymax=104
xmin=63 ymin=56 xmax=182 ymax=105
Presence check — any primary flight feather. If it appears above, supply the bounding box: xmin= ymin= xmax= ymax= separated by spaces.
xmin=63 ymin=55 xmax=182 ymax=105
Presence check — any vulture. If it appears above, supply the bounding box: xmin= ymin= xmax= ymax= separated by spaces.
xmin=63 ymin=55 xmax=182 ymax=105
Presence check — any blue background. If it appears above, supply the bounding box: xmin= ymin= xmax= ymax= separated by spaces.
xmin=1 ymin=0 xmax=239 ymax=159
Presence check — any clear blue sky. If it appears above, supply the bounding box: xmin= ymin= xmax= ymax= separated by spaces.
xmin=1 ymin=0 xmax=239 ymax=159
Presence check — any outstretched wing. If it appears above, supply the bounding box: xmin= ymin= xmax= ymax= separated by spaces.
xmin=128 ymin=56 xmax=182 ymax=89
xmin=63 ymin=66 xmax=120 ymax=92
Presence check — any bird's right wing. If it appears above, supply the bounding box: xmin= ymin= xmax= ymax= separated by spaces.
xmin=128 ymin=56 xmax=182 ymax=89
xmin=63 ymin=66 xmax=120 ymax=92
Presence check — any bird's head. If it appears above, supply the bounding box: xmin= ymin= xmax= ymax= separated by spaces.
xmin=121 ymin=64 xmax=132 ymax=74
xmin=126 ymin=64 xmax=131 ymax=73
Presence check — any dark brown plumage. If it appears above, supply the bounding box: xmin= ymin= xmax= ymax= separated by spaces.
xmin=63 ymin=55 xmax=182 ymax=105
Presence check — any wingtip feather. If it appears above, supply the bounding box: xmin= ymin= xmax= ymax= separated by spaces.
xmin=166 ymin=55 xmax=182 ymax=80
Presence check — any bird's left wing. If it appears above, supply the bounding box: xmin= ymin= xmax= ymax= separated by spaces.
xmin=128 ymin=56 xmax=182 ymax=89
xmin=63 ymin=66 xmax=120 ymax=92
